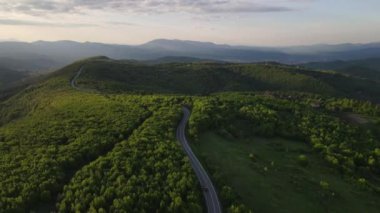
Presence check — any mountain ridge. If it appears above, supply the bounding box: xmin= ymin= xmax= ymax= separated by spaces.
xmin=1 ymin=39 xmax=380 ymax=73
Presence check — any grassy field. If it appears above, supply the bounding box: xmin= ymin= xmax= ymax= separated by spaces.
xmin=192 ymin=132 xmax=380 ymax=213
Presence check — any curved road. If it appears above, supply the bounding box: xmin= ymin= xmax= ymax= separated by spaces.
xmin=71 ymin=68 xmax=222 ymax=212
xmin=70 ymin=66 xmax=84 ymax=89
xmin=177 ymin=107 xmax=222 ymax=213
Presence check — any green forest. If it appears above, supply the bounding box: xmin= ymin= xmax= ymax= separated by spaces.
xmin=76 ymin=58 xmax=380 ymax=102
xmin=0 ymin=57 xmax=379 ymax=212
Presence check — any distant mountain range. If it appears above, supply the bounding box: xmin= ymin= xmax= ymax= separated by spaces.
xmin=0 ymin=66 xmax=30 ymax=92
xmin=1 ymin=39 xmax=380 ymax=71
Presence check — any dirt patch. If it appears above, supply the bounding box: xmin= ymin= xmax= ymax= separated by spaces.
xmin=343 ymin=113 xmax=370 ymax=124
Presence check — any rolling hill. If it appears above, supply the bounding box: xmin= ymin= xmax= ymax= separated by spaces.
xmin=0 ymin=57 xmax=379 ymax=212
xmin=72 ymin=57 xmax=380 ymax=102
xmin=303 ymin=58 xmax=380 ymax=82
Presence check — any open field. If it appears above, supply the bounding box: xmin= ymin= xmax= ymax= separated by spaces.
xmin=192 ymin=132 xmax=380 ymax=213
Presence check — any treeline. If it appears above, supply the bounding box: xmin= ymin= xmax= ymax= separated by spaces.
xmin=229 ymin=64 xmax=336 ymax=95
xmin=268 ymin=91 xmax=380 ymax=116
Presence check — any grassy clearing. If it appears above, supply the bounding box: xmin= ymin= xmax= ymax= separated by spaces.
xmin=192 ymin=132 xmax=380 ymax=213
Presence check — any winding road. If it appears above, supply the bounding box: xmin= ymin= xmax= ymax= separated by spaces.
xmin=71 ymin=67 xmax=222 ymax=212
xmin=70 ymin=66 xmax=84 ymax=89
xmin=177 ymin=107 xmax=222 ymax=213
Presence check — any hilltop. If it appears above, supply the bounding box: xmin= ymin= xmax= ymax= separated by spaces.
xmin=71 ymin=57 xmax=380 ymax=102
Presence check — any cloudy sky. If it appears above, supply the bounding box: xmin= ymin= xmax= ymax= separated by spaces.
xmin=0 ymin=0 xmax=379 ymax=46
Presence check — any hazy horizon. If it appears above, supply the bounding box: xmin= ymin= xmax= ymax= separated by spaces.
xmin=0 ymin=0 xmax=379 ymax=46
xmin=1 ymin=38 xmax=380 ymax=48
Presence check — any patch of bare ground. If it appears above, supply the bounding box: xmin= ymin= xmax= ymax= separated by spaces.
xmin=342 ymin=113 xmax=370 ymax=124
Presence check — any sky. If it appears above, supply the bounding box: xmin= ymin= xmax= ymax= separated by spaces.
xmin=0 ymin=0 xmax=379 ymax=46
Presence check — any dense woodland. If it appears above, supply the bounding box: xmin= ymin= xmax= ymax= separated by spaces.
xmin=57 ymin=105 xmax=203 ymax=212
xmin=0 ymin=92 xmax=153 ymax=210
xmin=0 ymin=58 xmax=379 ymax=212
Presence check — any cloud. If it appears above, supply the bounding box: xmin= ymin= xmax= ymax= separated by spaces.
xmin=107 ymin=21 xmax=136 ymax=26
xmin=0 ymin=0 xmax=298 ymax=15
xmin=0 ymin=1 xmax=73 ymax=15
xmin=0 ymin=18 xmax=96 ymax=27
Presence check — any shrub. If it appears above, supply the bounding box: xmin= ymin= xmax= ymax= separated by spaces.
xmin=297 ymin=155 xmax=309 ymax=167
xmin=249 ymin=153 xmax=256 ymax=162
xmin=320 ymin=181 xmax=329 ymax=190
xmin=358 ymin=178 xmax=367 ymax=185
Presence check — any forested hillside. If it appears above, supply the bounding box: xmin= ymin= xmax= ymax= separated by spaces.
xmin=75 ymin=58 xmax=380 ymax=102
xmin=0 ymin=57 xmax=379 ymax=212
xmin=303 ymin=58 xmax=380 ymax=82
xmin=0 ymin=72 xmax=206 ymax=211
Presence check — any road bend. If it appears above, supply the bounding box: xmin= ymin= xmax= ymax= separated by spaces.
xmin=176 ymin=107 xmax=222 ymax=213
xmin=70 ymin=66 xmax=84 ymax=89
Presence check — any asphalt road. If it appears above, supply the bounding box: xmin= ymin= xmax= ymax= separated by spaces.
xmin=70 ymin=66 xmax=84 ymax=89
xmin=176 ymin=107 xmax=222 ymax=213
